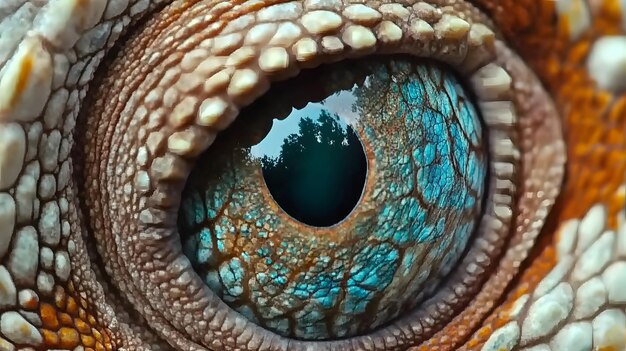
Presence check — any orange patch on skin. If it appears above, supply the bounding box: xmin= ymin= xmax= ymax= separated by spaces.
xmin=58 ymin=326 xmax=81 ymax=348
xmin=472 ymin=0 xmax=559 ymax=56
xmin=40 ymin=303 xmax=60 ymax=329
xmin=82 ymin=334 xmax=96 ymax=347
xmin=594 ymin=0 xmax=624 ymax=28
xmin=19 ymin=323 xmax=31 ymax=337
xmin=59 ymin=312 xmax=74 ymax=326
xmin=465 ymin=326 xmax=493 ymax=348
xmin=438 ymin=0 xmax=626 ymax=349
xmin=39 ymin=285 xmax=115 ymax=350
xmin=21 ymin=295 xmax=38 ymax=310
xmin=67 ymin=296 xmax=79 ymax=315
xmin=559 ymin=11 xmax=573 ymax=38
xmin=9 ymin=53 xmax=33 ymax=107
xmin=96 ymin=341 xmax=107 ymax=351
xmin=75 ymin=318 xmax=92 ymax=334
xmin=42 ymin=329 xmax=60 ymax=345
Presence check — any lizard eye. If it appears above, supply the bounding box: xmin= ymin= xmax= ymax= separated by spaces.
xmin=178 ymin=56 xmax=488 ymax=340
xmin=80 ymin=0 xmax=566 ymax=349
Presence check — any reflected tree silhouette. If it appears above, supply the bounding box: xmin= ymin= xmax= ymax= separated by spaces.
xmin=260 ymin=110 xmax=366 ymax=227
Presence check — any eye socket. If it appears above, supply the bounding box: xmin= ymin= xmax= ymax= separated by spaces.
xmin=80 ymin=1 xmax=565 ymax=350
xmin=178 ymin=56 xmax=488 ymax=340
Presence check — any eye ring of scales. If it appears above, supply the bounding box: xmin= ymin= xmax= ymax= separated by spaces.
xmin=0 ymin=0 xmax=625 ymax=350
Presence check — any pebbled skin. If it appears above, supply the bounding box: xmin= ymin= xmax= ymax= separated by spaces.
xmin=0 ymin=0 xmax=623 ymax=351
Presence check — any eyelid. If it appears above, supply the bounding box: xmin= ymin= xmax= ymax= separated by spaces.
xmin=78 ymin=1 xmax=565 ymax=350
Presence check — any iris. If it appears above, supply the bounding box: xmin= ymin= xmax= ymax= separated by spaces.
xmin=178 ymin=56 xmax=487 ymax=340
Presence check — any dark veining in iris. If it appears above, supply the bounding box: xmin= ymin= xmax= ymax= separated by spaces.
xmin=178 ymin=56 xmax=487 ymax=340
xmin=254 ymin=103 xmax=367 ymax=227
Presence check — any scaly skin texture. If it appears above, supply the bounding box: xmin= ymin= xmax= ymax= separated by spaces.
xmin=0 ymin=0 xmax=623 ymax=351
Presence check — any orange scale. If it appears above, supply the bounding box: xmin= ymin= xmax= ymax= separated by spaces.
xmin=471 ymin=326 xmax=492 ymax=345
xmin=600 ymin=163 xmax=619 ymax=182
xmin=104 ymin=341 xmax=114 ymax=351
xmin=82 ymin=334 xmax=96 ymax=347
xmin=75 ymin=317 xmax=92 ymax=334
xmin=490 ymin=313 xmax=511 ymax=330
xmin=509 ymin=282 xmax=530 ymax=300
xmin=41 ymin=329 xmax=60 ymax=346
xmin=570 ymin=39 xmax=593 ymax=62
xmin=103 ymin=330 xmax=113 ymax=344
xmin=92 ymin=328 xmax=102 ymax=341
xmin=564 ymin=90 xmax=602 ymax=112
xmin=58 ymin=326 xmax=81 ymax=349
xmin=88 ymin=314 xmax=98 ymax=326
xmin=79 ymin=307 xmax=87 ymax=321
xmin=593 ymin=0 xmax=620 ymax=17
xmin=587 ymin=93 xmax=613 ymax=110
xmin=595 ymin=18 xmax=624 ymax=34
xmin=465 ymin=327 xmax=494 ymax=349
xmin=584 ymin=131 xmax=604 ymax=150
xmin=607 ymin=129 xmax=625 ymax=145
xmin=40 ymin=303 xmax=60 ymax=330
xmin=609 ymin=166 xmax=626 ymax=187
xmin=66 ymin=296 xmax=79 ymax=315
xmin=590 ymin=158 xmax=609 ymax=177
xmin=58 ymin=312 xmax=74 ymax=326
xmin=608 ymin=98 xmax=626 ymax=122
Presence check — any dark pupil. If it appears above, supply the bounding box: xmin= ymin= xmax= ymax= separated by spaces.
xmin=254 ymin=111 xmax=367 ymax=227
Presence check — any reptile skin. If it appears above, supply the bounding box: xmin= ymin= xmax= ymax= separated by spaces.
xmin=0 ymin=0 xmax=624 ymax=350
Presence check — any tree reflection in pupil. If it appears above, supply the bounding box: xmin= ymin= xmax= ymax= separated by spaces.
xmin=255 ymin=110 xmax=367 ymax=227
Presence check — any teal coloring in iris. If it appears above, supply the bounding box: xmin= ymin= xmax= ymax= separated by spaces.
xmin=178 ymin=57 xmax=487 ymax=340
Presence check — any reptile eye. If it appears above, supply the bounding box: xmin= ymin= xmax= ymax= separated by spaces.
xmin=178 ymin=57 xmax=487 ymax=339
xmin=81 ymin=1 xmax=566 ymax=349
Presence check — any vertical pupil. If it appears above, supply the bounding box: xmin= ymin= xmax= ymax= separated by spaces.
xmin=252 ymin=107 xmax=368 ymax=227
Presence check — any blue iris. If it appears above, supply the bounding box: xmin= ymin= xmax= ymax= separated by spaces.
xmin=178 ymin=57 xmax=487 ymax=340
